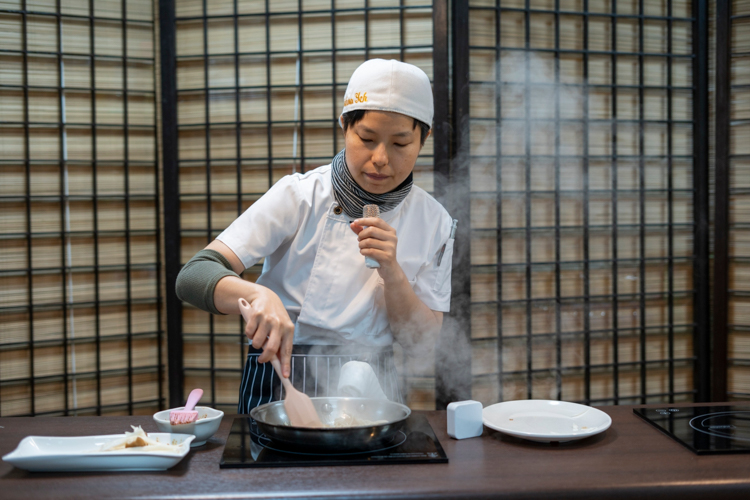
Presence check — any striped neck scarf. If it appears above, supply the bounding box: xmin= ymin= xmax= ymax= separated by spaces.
xmin=330 ymin=149 xmax=413 ymax=219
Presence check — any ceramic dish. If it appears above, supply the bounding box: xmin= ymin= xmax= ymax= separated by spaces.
xmin=482 ymin=399 xmax=612 ymax=443
xmin=153 ymin=406 xmax=224 ymax=446
xmin=2 ymin=433 xmax=194 ymax=472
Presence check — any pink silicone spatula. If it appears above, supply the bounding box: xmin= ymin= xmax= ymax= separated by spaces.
xmin=170 ymin=388 xmax=203 ymax=425
xmin=238 ymin=298 xmax=322 ymax=428
xmin=268 ymin=355 xmax=323 ymax=428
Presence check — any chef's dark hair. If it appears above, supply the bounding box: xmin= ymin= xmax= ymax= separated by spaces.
xmin=341 ymin=110 xmax=430 ymax=146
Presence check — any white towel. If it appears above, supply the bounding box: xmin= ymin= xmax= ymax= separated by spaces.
xmin=337 ymin=361 xmax=388 ymax=400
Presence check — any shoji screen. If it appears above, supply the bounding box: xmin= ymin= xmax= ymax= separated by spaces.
xmin=464 ymin=0 xmax=706 ymax=405
xmin=169 ymin=0 xmax=438 ymax=411
xmin=718 ymin=0 xmax=750 ymax=400
xmin=0 ymin=0 xmax=162 ymax=416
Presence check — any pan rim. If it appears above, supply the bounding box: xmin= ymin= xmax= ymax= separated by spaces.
xmin=249 ymin=396 xmax=412 ymax=430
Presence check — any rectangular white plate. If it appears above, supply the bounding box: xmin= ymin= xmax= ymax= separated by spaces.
xmin=2 ymin=433 xmax=195 ymax=472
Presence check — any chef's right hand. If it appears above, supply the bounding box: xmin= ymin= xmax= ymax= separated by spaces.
xmin=238 ymin=291 xmax=294 ymax=378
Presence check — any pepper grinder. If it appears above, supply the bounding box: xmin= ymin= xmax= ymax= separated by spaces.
xmin=362 ymin=204 xmax=380 ymax=268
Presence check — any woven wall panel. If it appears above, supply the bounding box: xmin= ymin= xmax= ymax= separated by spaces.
xmin=0 ymin=0 xmax=162 ymax=416
xmin=728 ymin=0 xmax=750 ymax=400
xmin=466 ymin=0 xmax=696 ymax=405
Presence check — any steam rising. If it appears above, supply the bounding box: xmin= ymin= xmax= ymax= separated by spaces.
xmin=427 ymin=52 xmax=586 ymax=406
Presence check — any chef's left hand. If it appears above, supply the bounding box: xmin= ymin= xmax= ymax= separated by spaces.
xmin=351 ymin=217 xmax=402 ymax=283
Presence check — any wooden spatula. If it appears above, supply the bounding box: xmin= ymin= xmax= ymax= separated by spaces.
xmin=269 ymin=355 xmax=323 ymax=428
xmin=238 ymin=298 xmax=323 ymax=428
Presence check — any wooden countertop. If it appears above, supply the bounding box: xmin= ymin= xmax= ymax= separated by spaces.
xmin=2 ymin=405 xmax=750 ymax=500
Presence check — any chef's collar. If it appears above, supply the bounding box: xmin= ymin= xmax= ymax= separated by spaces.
xmin=330 ymin=149 xmax=413 ymax=220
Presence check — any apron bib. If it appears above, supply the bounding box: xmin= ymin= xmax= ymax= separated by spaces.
xmin=295 ymin=205 xmax=389 ymax=341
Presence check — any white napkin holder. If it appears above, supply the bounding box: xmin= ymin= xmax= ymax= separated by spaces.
xmin=447 ymin=400 xmax=483 ymax=439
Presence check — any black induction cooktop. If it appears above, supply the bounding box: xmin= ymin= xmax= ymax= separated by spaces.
xmin=220 ymin=412 xmax=448 ymax=468
xmin=633 ymin=404 xmax=750 ymax=455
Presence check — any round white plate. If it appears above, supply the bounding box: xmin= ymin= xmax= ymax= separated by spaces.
xmin=482 ymin=400 xmax=612 ymax=443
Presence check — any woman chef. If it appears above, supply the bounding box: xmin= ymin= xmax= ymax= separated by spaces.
xmin=176 ymin=59 xmax=455 ymax=413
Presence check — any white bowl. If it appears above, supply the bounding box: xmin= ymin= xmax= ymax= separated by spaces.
xmin=153 ymin=406 xmax=224 ymax=446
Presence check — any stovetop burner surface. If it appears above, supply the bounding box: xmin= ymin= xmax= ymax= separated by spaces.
xmin=633 ymin=404 xmax=750 ymax=455
xmin=220 ymin=413 xmax=448 ymax=467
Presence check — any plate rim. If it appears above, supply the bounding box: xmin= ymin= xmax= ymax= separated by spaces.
xmin=482 ymin=399 xmax=612 ymax=440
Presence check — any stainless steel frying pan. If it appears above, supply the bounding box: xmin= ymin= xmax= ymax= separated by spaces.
xmin=249 ymin=397 xmax=411 ymax=451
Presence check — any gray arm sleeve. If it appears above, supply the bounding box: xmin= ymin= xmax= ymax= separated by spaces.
xmin=175 ymin=249 xmax=241 ymax=315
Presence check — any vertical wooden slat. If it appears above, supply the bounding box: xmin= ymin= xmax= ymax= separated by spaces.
xmin=713 ymin=0 xmax=730 ymax=402
xmin=433 ymin=0 xmax=452 ymax=406
xmin=692 ymin=0 xmax=711 ymax=403
xmin=437 ymin=0 xmax=471 ymax=409
xmin=22 ymin=0 xmax=36 ymax=415
xmin=159 ymin=0 xmax=183 ymax=409
xmin=582 ymin=0 xmax=591 ymax=405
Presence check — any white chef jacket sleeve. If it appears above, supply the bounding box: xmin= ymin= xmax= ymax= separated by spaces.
xmin=411 ymin=214 xmax=454 ymax=313
xmin=215 ymin=175 xmax=303 ymax=269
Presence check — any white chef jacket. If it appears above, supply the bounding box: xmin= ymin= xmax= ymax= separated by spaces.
xmin=216 ymin=163 xmax=454 ymax=347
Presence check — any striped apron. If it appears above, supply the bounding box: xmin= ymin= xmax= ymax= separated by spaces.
xmin=238 ymin=344 xmax=403 ymax=414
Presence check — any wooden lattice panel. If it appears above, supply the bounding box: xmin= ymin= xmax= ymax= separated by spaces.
xmin=0 ymin=0 xmax=162 ymax=416
xmin=467 ymin=0 xmax=696 ymax=406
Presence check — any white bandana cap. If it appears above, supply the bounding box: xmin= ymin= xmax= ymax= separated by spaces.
xmin=340 ymin=59 xmax=433 ymax=128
